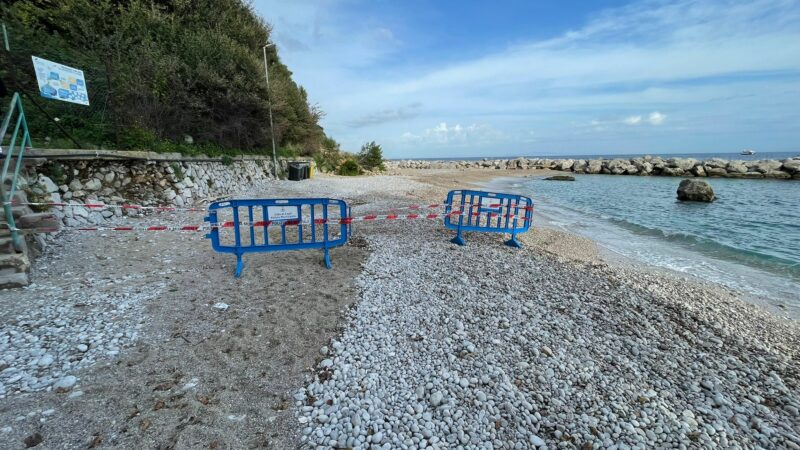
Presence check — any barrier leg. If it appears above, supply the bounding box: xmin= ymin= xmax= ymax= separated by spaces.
xmin=323 ymin=246 xmax=333 ymax=269
xmin=451 ymin=226 xmax=466 ymax=246
xmin=504 ymin=231 xmax=522 ymax=248
xmin=235 ymin=254 xmax=245 ymax=277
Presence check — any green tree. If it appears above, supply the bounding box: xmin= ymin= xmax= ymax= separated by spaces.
xmin=358 ymin=141 xmax=385 ymax=172
xmin=0 ymin=0 xmax=327 ymax=154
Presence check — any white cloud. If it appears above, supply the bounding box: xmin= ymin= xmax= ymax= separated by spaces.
xmin=348 ymin=103 xmax=422 ymax=128
xmin=255 ymin=0 xmax=800 ymax=156
xmin=647 ymin=111 xmax=666 ymax=125
xmin=401 ymin=122 xmax=504 ymax=146
xmin=621 ymin=112 xmax=666 ymax=126
xmin=623 ymin=115 xmax=643 ymax=125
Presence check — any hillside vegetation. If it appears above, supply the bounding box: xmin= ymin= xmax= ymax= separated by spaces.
xmin=0 ymin=0 xmax=338 ymax=159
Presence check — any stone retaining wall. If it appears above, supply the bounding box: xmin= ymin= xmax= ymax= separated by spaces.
xmin=21 ymin=154 xmax=287 ymax=227
xmin=390 ymin=156 xmax=800 ymax=179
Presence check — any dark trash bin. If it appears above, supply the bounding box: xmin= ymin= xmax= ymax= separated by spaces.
xmin=288 ymin=161 xmax=310 ymax=181
xmin=288 ymin=162 xmax=303 ymax=181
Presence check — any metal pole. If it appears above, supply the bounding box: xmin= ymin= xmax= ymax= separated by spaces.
xmin=2 ymin=23 xmax=9 ymax=52
xmin=263 ymin=43 xmax=279 ymax=178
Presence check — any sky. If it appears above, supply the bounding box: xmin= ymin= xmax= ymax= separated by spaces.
xmin=252 ymin=0 xmax=800 ymax=158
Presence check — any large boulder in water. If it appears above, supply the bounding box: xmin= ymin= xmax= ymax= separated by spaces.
xmin=726 ymin=161 xmax=748 ymax=173
xmin=586 ymin=160 xmax=603 ymax=174
xmin=782 ymin=158 xmax=800 ymax=174
xmin=677 ymin=179 xmax=715 ymax=202
xmin=754 ymin=160 xmax=783 ymax=174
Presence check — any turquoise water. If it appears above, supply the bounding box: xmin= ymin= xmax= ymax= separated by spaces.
xmin=492 ymin=175 xmax=800 ymax=315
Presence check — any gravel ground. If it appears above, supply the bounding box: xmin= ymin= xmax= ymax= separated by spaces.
xmin=297 ymin=218 xmax=800 ymax=449
xmin=1 ymin=171 xmax=798 ymax=449
xmin=0 ymin=174 xmax=433 ymax=449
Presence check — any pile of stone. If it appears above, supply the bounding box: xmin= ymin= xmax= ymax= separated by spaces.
xmin=390 ymin=156 xmax=800 ymax=179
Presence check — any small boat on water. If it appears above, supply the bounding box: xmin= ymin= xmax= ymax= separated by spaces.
xmin=740 ymin=149 xmax=755 ymax=155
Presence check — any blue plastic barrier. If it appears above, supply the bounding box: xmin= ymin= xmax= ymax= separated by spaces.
xmin=205 ymin=198 xmax=351 ymax=277
xmin=444 ymin=189 xmax=534 ymax=248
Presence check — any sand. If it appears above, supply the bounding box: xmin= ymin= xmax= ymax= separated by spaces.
xmin=0 ymin=169 xmax=797 ymax=449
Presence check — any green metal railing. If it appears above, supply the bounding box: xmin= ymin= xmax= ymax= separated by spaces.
xmin=1 ymin=92 xmax=31 ymax=251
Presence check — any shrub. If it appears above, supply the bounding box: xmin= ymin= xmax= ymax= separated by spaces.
xmin=170 ymin=163 xmax=184 ymax=180
xmin=314 ymin=148 xmax=344 ymax=173
xmin=24 ymin=182 xmax=51 ymax=213
xmin=337 ymin=159 xmax=362 ymax=176
xmin=118 ymin=127 xmax=159 ymax=151
xmin=277 ymin=145 xmax=300 ymax=158
xmin=311 ymin=135 xmax=343 ymax=172
xmin=41 ymin=162 xmax=67 ymax=185
xmin=221 ymin=155 xmax=234 ymax=166
xmin=358 ymin=141 xmax=386 ymax=171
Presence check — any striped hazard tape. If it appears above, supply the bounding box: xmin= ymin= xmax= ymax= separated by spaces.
xmin=0 ymin=210 xmax=532 ymax=233
xmin=5 ymin=200 xmax=533 ymax=214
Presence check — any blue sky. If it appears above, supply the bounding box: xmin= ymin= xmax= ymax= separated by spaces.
xmin=252 ymin=0 xmax=800 ymax=158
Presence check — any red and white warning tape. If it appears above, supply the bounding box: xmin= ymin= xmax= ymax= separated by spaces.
xmin=384 ymin=202 xmax=531 ymax=212
xmin=1 ymin=210 xmax=531 ymax=233
xmin=5 ymin=200 xmax=533 ymax=214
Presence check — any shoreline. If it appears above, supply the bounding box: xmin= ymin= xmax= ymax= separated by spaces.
xmin=401 ymin=168 xmax=798 ymax=320
xmin=476 ymin=173 xmax=800 ymax=321
xmin=0 ymin=171 xmax=798 ymax=449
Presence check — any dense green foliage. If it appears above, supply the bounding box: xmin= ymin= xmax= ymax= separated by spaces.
xmin=314 ymin=136 xmax=346 ymax=172
xmin=0 ymin=0 xmax=329 ymax=157
xmin=358 ymin=141 xmax=386 ymax=171
xmin=337 ymin=159 xmax=362 ymax=176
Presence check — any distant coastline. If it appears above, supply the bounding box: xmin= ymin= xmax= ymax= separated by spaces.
xmin=389 ymin=151 xmax=800 ymax=161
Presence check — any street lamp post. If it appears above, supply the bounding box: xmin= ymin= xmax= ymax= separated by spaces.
xmin=262 ymin=42 xmax=279 ymax=178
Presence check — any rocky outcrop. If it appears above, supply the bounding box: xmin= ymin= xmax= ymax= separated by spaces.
xmin=677 ymin=179 xmax=716 ymax=202
xmin=390 ymin=156 xmax=800 ymax=180
xmin=544 ymin=175 xmax=575 ymax=181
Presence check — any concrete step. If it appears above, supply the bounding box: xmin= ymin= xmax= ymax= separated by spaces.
xmin=0 ymin=271 xmax=29 ymax=289
xmin=17 ymin=213 xmax=59 ymax=230
xmin=0 ymin=205 xmax=34 ymax=224
xmin=12 ymin=205 xmax=34 ymax=220
xmin=0 ymin=252 xmax=30 ymax=272
xmin=0 ymin=232 xmax=27 ymax=252
xmin=0 ymin=236 xmax=15 ymax=253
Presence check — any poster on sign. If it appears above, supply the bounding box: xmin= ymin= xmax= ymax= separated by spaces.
xmin=31 ymin=56 xmax=90 ymax=106
xmin=267 ymin=206 xmax=299 ymax=221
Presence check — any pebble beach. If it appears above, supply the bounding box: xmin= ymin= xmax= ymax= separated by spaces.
xmin=0 ymin=171 xmax=798 ymax=449
xmin=295 ymin=175 xmax=800 ymax=450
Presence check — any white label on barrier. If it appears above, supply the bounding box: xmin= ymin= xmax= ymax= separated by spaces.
xmin=267 ymin=206 xmax=298 ymax=220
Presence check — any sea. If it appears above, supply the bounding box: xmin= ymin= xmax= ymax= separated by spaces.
xmin=395 ymin=151 xmax=800 ymax=161
xmin=478 ymin=152 xmax=800 ymax=319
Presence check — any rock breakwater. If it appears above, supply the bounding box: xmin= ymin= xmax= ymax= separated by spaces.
xmin=391 ymin=156 xmax=800 ymax=179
